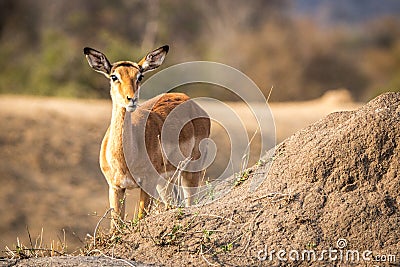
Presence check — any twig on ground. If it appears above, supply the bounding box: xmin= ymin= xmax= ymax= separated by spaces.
xmin=251 ymin=192 xmax=292 ymax=202
xmin=242 ymin=209 xmax=264 ymax=253
xmin=196 ymin=213 xmax=236 ymax=224
xmin=5 ymin=247 xmax=65 ymax=258
xmin=140 ymin=216 xmax=160 ymax=246
xmin=200 ymin=244 xmax=218 ymax=266
xmin=93 ymin=208 xmax=113 ymax=247
xmin=4 ymin=246 xmax=16 ymax=259
xmin=26 ymin=226 xmax=33 ymax=250
xmin=228 ymin=210 xmax=235 ymax=230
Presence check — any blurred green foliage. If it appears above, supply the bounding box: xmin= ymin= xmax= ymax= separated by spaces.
xmin=0 ymin=0 xmax=399 ymax=101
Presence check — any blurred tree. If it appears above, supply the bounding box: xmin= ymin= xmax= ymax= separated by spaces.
xmin=0 ymin=0 xmax=41 ymax=43
xmin=0 ymin=0 xmax=399 ymax=100
xmin=302 ymin=52 xmax=369 ymax=99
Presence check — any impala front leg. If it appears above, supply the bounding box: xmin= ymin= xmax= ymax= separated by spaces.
xmin=109 ymin=186 xmax=126 ymax=230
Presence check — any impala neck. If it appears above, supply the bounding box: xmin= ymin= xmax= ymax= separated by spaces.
xmin=109 ymin=102 xmax=127 ymax=154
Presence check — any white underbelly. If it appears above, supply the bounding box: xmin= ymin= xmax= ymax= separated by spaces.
xmin=119 ymin=174 xmax=139 ymax=189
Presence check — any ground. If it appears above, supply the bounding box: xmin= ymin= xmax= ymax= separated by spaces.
xmin=3 ymin=91 xmax=399 ymax=266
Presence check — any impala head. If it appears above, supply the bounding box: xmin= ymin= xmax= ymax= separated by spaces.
xmin=84 ymin=45 xmax=169 ymax=112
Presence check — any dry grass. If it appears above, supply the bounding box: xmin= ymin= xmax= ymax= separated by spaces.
xmin=4 ymin=228 xmax=67 ymax=259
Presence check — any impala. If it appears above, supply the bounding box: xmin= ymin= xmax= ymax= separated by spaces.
xmin=84 ymin=45 xmax=210 ymax=228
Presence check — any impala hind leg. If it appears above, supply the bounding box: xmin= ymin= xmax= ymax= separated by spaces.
xmin=138 ymin=189 xmax=151 ymax=219
xmin=109 ymin=186 xmax=126 ymax=230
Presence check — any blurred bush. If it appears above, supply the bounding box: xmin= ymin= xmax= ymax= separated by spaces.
xmin=0 ymin=0 xmax=399 ymax=101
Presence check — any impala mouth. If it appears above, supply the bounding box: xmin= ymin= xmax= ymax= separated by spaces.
xmin=126 ymin=106 xmax=136 ymax=112
xmin=126 ymin=97 xmax=138 ymax=112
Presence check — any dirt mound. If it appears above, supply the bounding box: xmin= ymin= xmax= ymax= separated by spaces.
xmin=86 ymin=92 xmax=400 ymax=266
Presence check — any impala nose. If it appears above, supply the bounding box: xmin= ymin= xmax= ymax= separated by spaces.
xmin=126 ymin=96 xmax=138 ymax=112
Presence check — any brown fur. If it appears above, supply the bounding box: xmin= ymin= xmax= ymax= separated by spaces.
xmin=84 ymin=46 xmax=210 ymax=229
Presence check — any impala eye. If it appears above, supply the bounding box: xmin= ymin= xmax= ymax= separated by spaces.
xmin=137 ymin=73 xmax=144 ymax=82
xmin=110 ymin=74 xmax=119 ymax=82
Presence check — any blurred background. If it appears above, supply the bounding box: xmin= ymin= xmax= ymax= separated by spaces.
xmin=0 ymin=0 xmax=399 ymax=255
xmin=1 ymin=0 xmax=400 ymax=100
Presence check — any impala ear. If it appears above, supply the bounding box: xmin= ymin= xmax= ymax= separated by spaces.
xmin=83 ymin=47 xmax=112 ymax=77
xmin=138 ymin=45 xmax=169 ymax=73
